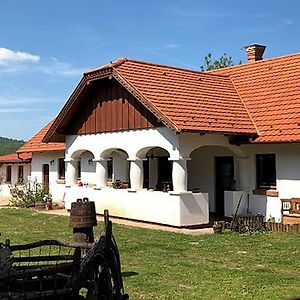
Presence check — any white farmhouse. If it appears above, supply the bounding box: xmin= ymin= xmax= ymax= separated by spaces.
xmin=17 ymin=45 xmax=300 ymax=226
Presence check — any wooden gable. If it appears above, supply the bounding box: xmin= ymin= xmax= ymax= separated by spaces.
xmin=66 ymin=78 xmax=160 ymax=135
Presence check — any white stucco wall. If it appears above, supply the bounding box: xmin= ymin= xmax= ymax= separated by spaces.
xmin=64 ymin=187 xmax=209 ymax=227
xmin=80 ymin=151 xmax=96 ymax=185
xmin=31 ymin=151 xmax=66 ymax=202
xmin=187 ymin=145 xmax=235 ymax=212
xmin=237 ymin=143 xmax=300 ymax=221
xmin=181 ymin=133 xmax=300 ymax=222
xmin=43 ymin=126 xmax=300 ymax=224
xmin=112 ymin=152 xmax=129 ymax=183
xmin=224 ymin=191 xmax=249 ymax=217
xmin=65 ymin=127 xmax=180 ymax=160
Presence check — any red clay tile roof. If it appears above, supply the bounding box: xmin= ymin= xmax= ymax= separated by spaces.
xmin=114 ymin=59 xmax=257 ymax=135
xmin=0 ymin=152 xmax=31 ymax=164
xmin=45 ymin=58 xmax=258 ymax=142
xmin=17 ymin=121 xmax=65 ymax=153
xmin=210 ymin=53 xmax=300 ymax=143
xmin=45 ymin=52 xmax=300 ymax=144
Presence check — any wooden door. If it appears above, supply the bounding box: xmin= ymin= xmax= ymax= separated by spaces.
xmin=215 ymin=157 xmax=234 ymax=217
xmin=42 ymin=164 xmax=49 ymax=186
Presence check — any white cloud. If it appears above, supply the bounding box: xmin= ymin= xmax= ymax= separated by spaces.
xmin=152 ymin=43 xmax=180 ymax=51
xmin=0 ymin=48 xmax=40 ymax=65
xmin=142 ymin=46 xmax=197 ymax=69
xmin=171 ymin=8 xmax=232 ymax=18
xmin=236 ymin=17 xmax=295 ymax=35
xmin=281 ymin=18 xmax=294 ymax=26
xmin=0 ymin=95 xmax=62 ymax=106
xmin=0 ymin=108 xmax=41 ymax=113
xmin=38 ymin=58 xmax=83 ymax=76
xmin=0 ymin=47 xmax=83 ymax=77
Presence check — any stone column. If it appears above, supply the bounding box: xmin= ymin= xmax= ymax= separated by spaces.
xmin=129 ymin=159 xmax=144 ymax=190
xmin=94 ymin=159 xmax=108 ymax=188
xmin=172 ymin=159 xmax=189 ymax=193
xmin=65 ymin=159 xmax=77 ymax=186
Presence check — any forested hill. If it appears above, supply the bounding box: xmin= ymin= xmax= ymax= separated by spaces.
xmin=0 ymin=137 xmax=25 ymax=155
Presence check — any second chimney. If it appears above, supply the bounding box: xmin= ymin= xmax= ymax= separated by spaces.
xmin=244 ymin=44 xmax=266 ymax=62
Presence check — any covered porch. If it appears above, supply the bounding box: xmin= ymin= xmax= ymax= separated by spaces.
xmin=63 ymin=130 xmax=251 ymax=227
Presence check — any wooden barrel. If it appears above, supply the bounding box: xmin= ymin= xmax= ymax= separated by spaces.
xmin=69 ymin=198 xmax=97 ymax=228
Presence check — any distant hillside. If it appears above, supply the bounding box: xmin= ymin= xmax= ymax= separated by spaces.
xmin=0 ymin=137 xmax=25 ymax=155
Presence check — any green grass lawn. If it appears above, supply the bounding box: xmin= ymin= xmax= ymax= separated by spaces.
xmin=0 ymin=208 xmax=299 ymax=300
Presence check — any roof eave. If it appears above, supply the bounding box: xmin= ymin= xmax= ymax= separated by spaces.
xmin=17 ymin=148 xmax=65 ymax=154
xmin=180 ymin=128 xmax=258 ymax=137
xmin=44 ymin=67 xmax=118 ymax=143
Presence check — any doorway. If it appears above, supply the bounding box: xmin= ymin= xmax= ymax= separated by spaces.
xmin=215 ymin=156 xmax=234 ymax=217
xmin=157 ymin=157 xmax=172 ymax=191
xmin=42 ymin=164 xmax=49 ymax=186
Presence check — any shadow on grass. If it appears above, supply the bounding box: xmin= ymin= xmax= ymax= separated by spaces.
xmin=122 ymin=271 xmax=139 ymax=277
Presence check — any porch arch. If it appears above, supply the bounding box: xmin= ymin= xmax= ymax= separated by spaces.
xmin=98 ymin=148 xmax=130 ymax=186
xmin=100 ymin=148 xmax=128 ymax=160
xmin=183 ymin=134 xmax=247 ymax=159
xmin=137 ymin=147 xmax=173 ymax=191
xmin=135 ymin=146 xmax=171 ymax=160
xmin=66 ymin=149 xmax=95 ymax=186
xmin=70 ymin=149 xmax=95 ymax=160
xmin=187 ymin=145 xmax=240 ymax=215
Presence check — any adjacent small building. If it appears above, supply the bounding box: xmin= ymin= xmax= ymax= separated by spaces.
xmin=0 ymin=152 xmax=31 ymax=197
xmin=16 ymin=121 xmax=65 ymax=202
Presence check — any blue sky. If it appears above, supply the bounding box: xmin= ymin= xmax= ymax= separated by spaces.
xmin=0 ymin=0 xmax=299 ymax=140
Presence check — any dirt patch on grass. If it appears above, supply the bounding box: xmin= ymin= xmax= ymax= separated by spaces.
xmin=0 ymin=196 xmax=10 ymax=206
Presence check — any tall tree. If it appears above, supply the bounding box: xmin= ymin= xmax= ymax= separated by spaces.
xmin=200 ymin=53 xmax=235 ymax=71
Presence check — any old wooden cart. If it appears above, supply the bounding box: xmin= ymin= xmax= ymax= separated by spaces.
xmin=0 ymin=211 xmax=128 ymax=299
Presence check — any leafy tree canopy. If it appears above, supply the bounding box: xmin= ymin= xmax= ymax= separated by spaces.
xmin=200 ymin=53 xmax=236 ymax=71
xmin=0 ymin=136 xmax=25 ymax=155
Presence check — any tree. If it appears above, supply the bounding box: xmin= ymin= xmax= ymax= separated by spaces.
xmin=0 ymin=137 xmax=25 ymax=155
xmin=200 ymin=53 xmax=235 ymax=71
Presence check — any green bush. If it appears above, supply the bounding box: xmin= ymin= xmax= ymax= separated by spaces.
xmin=9 ymin=179 xmax=52 ymax=208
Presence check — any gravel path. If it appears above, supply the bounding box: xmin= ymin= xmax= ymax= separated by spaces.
xmin=0 ymin=197 xmax=213 ymax=236
xmin=0 ymin=196 xmax=10 ymax=206
xmin=39 ymin=208 xmax=214 ymax=236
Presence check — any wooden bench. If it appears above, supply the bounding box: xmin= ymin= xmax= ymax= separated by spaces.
xmin=281 ymin=198 xmax=300 ymax=225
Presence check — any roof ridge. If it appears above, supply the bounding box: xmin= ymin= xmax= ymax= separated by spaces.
xmin=84 ymin=58 xmax=128 ymax=75
xmin=229 ymin=76 xmax=260 ymax=137
xmin=120 ymin=58 xmax=232 ymax=78
xmin=85 ymin=57 xmax=230 ymax=78
xmin=207 ymin=52 xmax=300 ymax=73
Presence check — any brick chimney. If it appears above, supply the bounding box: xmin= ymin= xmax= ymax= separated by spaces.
xmin=244 ymin=44 xmax=266 ymax=62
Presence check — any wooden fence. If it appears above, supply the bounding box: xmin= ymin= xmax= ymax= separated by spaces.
xmin=265 ymin=222 xmax=300 ymax=233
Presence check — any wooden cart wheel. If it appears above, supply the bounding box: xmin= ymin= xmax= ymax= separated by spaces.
xmin=84 ymin=246 xmax=125 ymax=300
xmin=84 ymin=256 xmax=114 ymax=300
